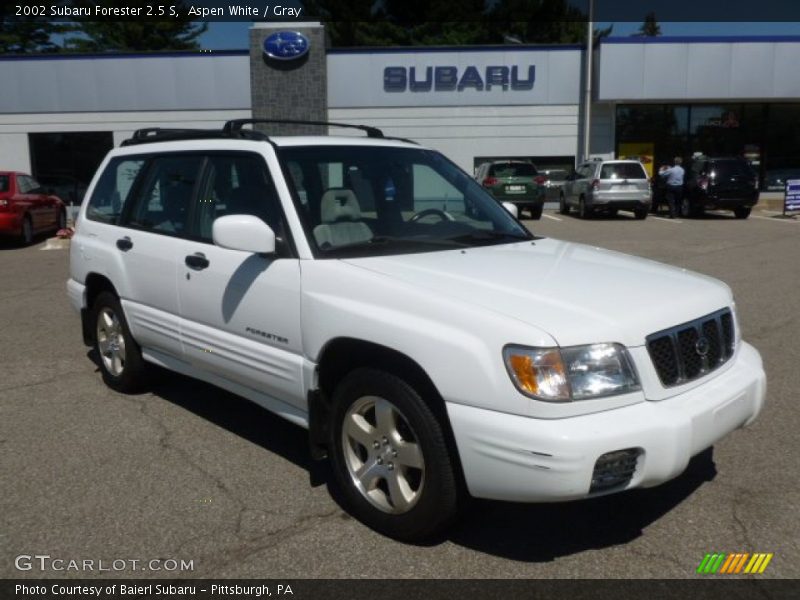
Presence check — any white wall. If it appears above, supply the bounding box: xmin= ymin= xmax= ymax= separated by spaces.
xmin=598 ymin=39 xmax=800 ymax=101
xmin=0 ymin=109 xmax=251 ymax=174
xmin=0 ymin=134 xmax=30 ymax=173
xmin=329 ymin=105 xmax=580 ymax=173
xmin=0 ymin=53 xmax=250 ymax=114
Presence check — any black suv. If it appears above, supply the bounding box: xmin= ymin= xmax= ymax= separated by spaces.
xmin=683 ymin=157 xmax=759 ymax=219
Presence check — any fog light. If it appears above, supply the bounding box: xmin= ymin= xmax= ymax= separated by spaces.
xmin=590 ymin=448 xmax=641 ymax=493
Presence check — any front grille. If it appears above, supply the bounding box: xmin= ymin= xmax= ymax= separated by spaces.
xmin=646 ymin=308 xmax=735 ymax=387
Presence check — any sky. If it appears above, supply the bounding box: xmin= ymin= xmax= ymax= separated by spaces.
xmin=200 ymin=21 xmax=800 ymax=50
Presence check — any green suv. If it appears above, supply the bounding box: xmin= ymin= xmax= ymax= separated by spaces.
xmin=475 ymin=160 xmax=546 ymax=219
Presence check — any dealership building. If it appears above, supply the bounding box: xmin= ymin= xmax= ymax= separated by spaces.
xmin=2 ymin=22 xmax=800 ymax=204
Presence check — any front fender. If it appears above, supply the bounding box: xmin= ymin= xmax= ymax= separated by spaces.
xmin=300 ymin=260 xmax=555 ymax=418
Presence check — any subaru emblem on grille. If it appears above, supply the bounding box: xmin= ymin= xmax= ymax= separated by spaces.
xmin=695 ymin=337 xmax=710 ymax=357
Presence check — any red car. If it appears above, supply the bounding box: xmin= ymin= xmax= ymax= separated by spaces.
xmin=0 ymin=171 xmax=66 ymax=245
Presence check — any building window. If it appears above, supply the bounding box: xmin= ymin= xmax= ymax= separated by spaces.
xmin=28 ymin=132 xmax=114 ymax=206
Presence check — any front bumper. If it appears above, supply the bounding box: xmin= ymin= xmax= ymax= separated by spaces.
xmin=447 ymin=341 xmax=765 ymax=503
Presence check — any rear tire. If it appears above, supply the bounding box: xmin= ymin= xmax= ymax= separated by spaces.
xmin=529 ymin=205 xmax=543 ymax=220
xmin=57 ymin=209 xmax=67 ymax=230
xmin=680 ymin=197 xmax=694 ymax=218
xmin=92 ymin=291 xmax=148 ymax=393
xmin=733 ymin=206 xmax=751 ymax=219
xmin=329 ymin=368 xmax=459 ymax=541
xmin=578 ymin=196 xmax=591 ymax=219
xmin=634 ymin=208 xmax=648 ymax=220
xmin=559 ymin=193 xmax=569 ymax=215
xmin=19 ymin=215 xmax=33 ymax=246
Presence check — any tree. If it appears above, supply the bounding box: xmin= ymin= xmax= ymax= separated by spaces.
xmin=65 ymin=1 xmax=207 ymax=52
xmin=0 ymin=17 xmax=68 ymax=54
xmin=303 ymin=0 xmax=608 ymax=47
xmin=636 ymin=12 xmax=661 ymax=37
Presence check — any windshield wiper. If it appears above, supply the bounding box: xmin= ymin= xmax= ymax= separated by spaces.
xmin=319 ymin=235 xmax=467 ymax=254
xmin=446 ymin=230 xmax=531 ymax=245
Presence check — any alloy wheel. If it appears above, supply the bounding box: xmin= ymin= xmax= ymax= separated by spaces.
xmin=341 ymin=395 xmax=425 ymax=514
xmin=96 ymin=307 xmax=126 ymax=377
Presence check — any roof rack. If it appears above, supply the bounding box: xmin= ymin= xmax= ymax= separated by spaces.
xmin=120 ymin=119 xmax=417 ymax=147
xmin=121 ymin=127 xmax=268 ymax=146
xmin=222 ymin=118 xmax=385 ymax=138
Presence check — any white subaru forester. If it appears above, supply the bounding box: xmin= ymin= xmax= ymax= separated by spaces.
xmin=67 ymin=120 xmax=766 ymax=541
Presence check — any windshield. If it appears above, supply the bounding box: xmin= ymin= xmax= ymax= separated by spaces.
xmin=278 ymin=145 xmax=532 ymax=258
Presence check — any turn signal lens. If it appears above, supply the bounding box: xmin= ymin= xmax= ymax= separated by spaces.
xmin=503 ymin=346 xmax=570 ymax=402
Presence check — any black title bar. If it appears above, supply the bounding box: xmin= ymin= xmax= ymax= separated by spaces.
xmin=4 ymin=1 xmax=800 ymax=22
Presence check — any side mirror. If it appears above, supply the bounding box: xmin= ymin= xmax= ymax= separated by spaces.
xmin=212 ymin=214 xmax=276 ymax=255
xmin=502 ymin=202 xmax=519 ymax=218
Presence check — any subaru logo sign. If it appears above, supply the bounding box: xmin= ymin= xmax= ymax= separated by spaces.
xmin=263 ymin=31 xmax=310 ymax=61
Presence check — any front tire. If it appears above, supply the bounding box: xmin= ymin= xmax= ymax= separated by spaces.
xmin=733 ymin=206 xmax=751 ymax=219
xmin=57 ymin=209 xmax=67 ymax=230
xmin=92 ymin=291 xmax=148 ymax=393
xmin=329 ymin=368 xmax=459 ymax=541
xmin=634 ymin=208 xmax=648 ymax=220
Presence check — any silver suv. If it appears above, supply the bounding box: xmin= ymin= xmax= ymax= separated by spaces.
xmin=560 ymin=159 xmax=652 ymax=220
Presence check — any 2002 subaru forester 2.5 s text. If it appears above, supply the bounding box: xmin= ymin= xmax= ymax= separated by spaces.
xmin=67 ymin=120 xmax=766 ymax=542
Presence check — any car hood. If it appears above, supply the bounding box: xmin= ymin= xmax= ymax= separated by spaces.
xmin=342 ymin=238 xmax=732 ymax=347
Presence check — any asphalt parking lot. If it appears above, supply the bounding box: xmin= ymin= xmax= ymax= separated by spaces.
xmin=1 ymin=208 xmax=798 ymax=579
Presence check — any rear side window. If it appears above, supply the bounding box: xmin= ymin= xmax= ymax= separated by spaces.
xmin=127 ymin=155 xmax=204 ymax=236
xmin=86 ymin=157 xmax=146 ymax=225
xmin=0 ymin=175 xmax=9 ymax=192
xmin=600 ymin=163 xmax=648 ymax=180
xmin=488 ymin=163 xmax=537 ymax=177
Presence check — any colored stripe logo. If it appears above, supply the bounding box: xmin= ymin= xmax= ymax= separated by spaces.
xmin=696 ymin=552 xmax=773 ymax=574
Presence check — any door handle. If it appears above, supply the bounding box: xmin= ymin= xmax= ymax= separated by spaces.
xmin=185 ymin=252 xmax=210 ymax=270
xmin=116 ymin=237 xmax=133 ymax=251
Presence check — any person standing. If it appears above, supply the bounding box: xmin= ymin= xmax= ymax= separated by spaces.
xmin=659 ymin=157 xmax=685 ymax=218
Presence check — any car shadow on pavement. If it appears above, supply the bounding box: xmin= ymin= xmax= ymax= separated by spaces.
xmin=86 ymin=351 xmax=333 ymax=488
xmin=88 ymin=351 xmax=717 ymax=559
xmin=446 ymin=447 xmax=717 ymax=561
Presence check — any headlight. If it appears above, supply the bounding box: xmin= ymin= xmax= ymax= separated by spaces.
xmin=503 ymin=343 xmax=641 ymax=402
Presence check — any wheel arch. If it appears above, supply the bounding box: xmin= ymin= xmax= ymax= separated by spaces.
xmin=310 ymin=337 xmax=468 ymax=494
xmin=81 ymin=273 xmax=120 ymax=345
